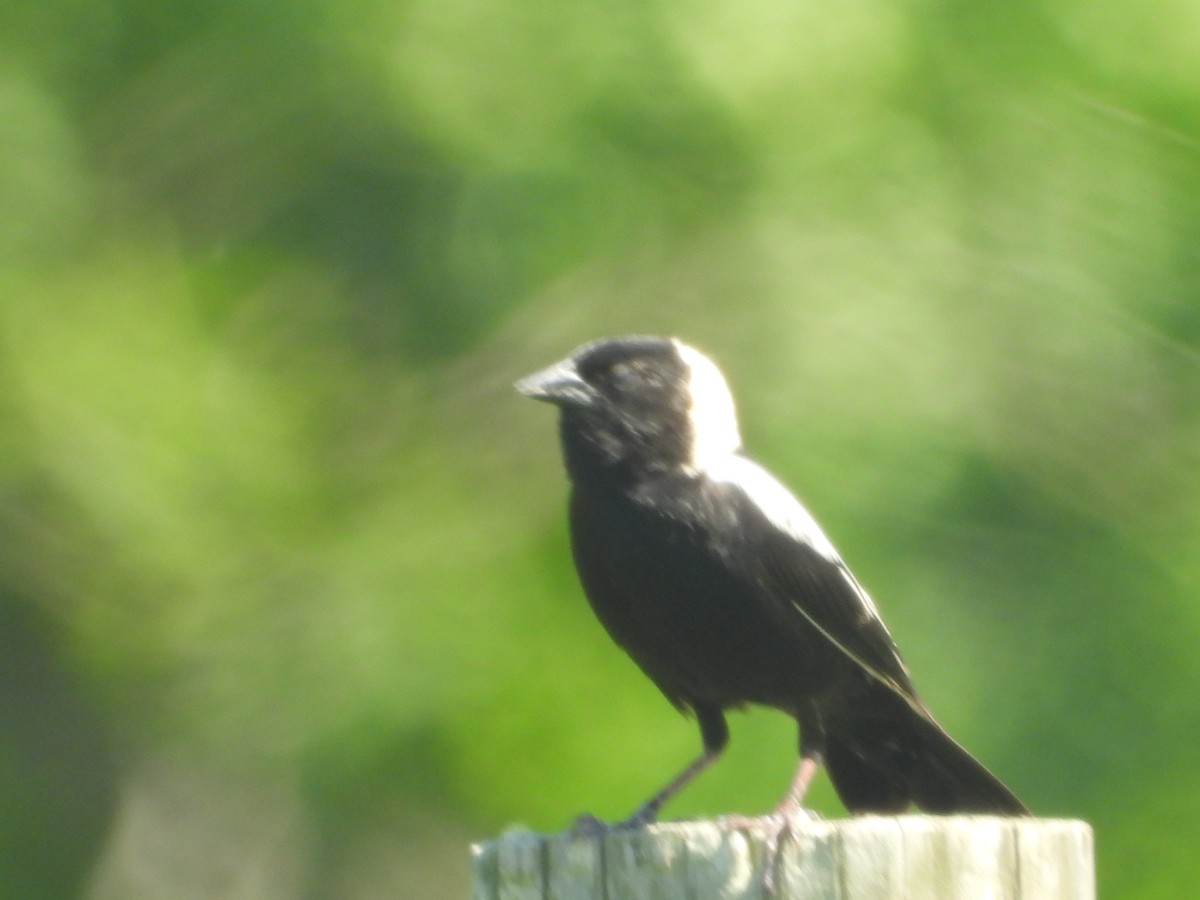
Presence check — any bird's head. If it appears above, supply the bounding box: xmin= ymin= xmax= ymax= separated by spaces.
xmin=516 ymin=336 xmax=742 ymax=482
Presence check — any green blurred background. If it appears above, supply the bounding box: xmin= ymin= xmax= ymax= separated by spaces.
xmin=3 ymin=0 xmax=1200 ymax=896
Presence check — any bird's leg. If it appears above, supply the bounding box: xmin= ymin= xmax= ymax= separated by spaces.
xmin=615 ymin=705 xmax=729 ymax=829
xmin=754 ymin=712 xmax=826 ymax=897
xmin=619 ymin=749 xmax=720 ymax=827
xmin=776 ymin=709 xmax=825 ymax=816
xmin=777 ymin=755 xmax=822 ymax=813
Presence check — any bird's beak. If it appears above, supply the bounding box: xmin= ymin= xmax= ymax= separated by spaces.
xmin=515 ymin=358 xmax=596 ymax=408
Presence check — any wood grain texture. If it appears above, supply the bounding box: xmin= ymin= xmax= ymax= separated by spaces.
xmin=472 ymin=817 xmax=1093 ymax=900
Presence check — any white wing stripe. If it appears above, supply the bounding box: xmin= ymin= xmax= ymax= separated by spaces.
xmin=706 ymin=454 xmax=886 ymax=622
xmin=706 ymin=455 xmax=839 ymax=561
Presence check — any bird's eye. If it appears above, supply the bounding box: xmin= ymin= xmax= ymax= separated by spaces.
xmin=611 ymin=362 xmax=644 ymax=391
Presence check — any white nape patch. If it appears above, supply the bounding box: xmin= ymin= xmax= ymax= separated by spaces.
xmin=676 ymin=346 xmax=886 ymax=625
xmin=706 ymin=454 xmax=841 ymax=563
xmin=673 ymin=341 xmax=741 ymax=474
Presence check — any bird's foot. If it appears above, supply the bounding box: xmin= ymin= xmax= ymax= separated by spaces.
xmin=719 ymin=803 xmax=819 ymax=833
xmin=617 ymin=812 xmax=656 ymax=830
xmin=718 ymin=812 xmax=773 ymax=831
xmin=569 ymin=813 xmax=610 ymax=838
xmin=570 ymin=806 xmax=657 ymax=838
xmin=770 ymin=798 xmax=822 ymax=824
xmin=717 ymin=805 xmax=819 ymax=898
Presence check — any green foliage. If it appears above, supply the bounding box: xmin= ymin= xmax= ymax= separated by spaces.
xmin=2 ymin=0 xmax=1200 ymax=896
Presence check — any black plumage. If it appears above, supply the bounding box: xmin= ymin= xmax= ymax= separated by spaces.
xmin=517 ymin=336 xmax=1027 ymax=823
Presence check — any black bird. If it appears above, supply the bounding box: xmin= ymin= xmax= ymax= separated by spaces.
xmin=517 ymin=336 xmax=1027 ymax=824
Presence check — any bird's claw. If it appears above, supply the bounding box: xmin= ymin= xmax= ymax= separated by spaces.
xmin=719 ymin=804 xmax=819 ymax=832
xmin=616 ymin=807 xmax=658 ymax=830
xmin=717 ymin=807 xmax=819 ymax=898
xmin=569 ymin=813 xmax=609 ymax=838
xmin=569 ymin=808 xmax=657 ymax=838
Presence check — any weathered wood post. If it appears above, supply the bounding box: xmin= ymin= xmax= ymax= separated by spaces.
xmin=472 ymin=816 xmax=1094 ymax=899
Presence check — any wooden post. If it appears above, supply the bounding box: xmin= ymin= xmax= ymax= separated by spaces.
xmin=472 ymin=816 xmax=1094 ymax=899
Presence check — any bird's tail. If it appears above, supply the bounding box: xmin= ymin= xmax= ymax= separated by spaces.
xmin=823 ymin=686 xmax=1028 ymax=815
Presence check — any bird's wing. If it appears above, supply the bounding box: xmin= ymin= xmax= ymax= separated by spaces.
xmin=691 ymin=455 xmax=924 ymax=707
xmin=753 ymin=525 xmax=921 ymax=703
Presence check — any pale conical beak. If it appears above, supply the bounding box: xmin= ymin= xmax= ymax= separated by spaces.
xmin=515 ymin=358 xmax=596 ymax=408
